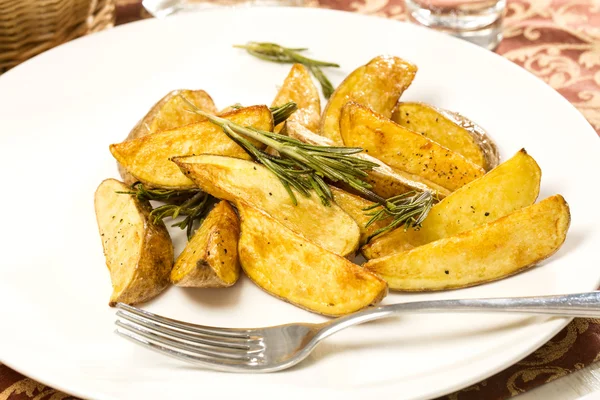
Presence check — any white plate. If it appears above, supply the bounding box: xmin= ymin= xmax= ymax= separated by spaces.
xmin=0 ymin=7 xmax=599 ymax=400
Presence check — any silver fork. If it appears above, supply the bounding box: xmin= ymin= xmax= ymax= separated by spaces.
xmin=115 ymin=292 xmax=600 ymax=372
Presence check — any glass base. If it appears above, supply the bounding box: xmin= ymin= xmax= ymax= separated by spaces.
xmin=405 ymin=0 xmax=505 ymax=50
xmin=143 ymin=0 xmax=305 ymax=18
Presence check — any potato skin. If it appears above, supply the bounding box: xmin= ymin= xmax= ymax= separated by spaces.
xmin=119 ymin=89 xmax=218 ymax=185
xmin=285 ymin=120 xmax=451 ymax=200
xmin=362 ymin=149 xmax=541 ymax=259
xmin=171 ymin=200 xmax=240 ymax=288
xmin=320 ymin=55 xmax=417 ymax=144
xmin=340 ymin=102 xmax=485 ymax=191
xmin=94 ymin=179 xmax=173 ymax=306
xmin=173 ymin=154 xmax=361 ymax=258
xmin=364 ymin=195 xmax=570 ymax=291
xmin=272 ymin=64 xmax=320 ymax=133
xmin=111 ymin=105 xmax=273 ymax=190
xmin=237 ymin=203 xmax=387 ymax=316
xmin=392 ymin=102 xmax=497 ymax=170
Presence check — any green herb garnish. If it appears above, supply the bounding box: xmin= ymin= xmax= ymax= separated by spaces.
xmin=118 ymin=182 xmax=211 ymax=239
xmin=234 ymin=42 xmax=339 ymax=98
xmin=270 ymin=102 xmax=298 ymax=126
xmin=181 ymin=97 xmax=433 ymax=238
xmin=182 ymin=97 xmax=375 ymax=206
xmin=364 ymin=191 xmax=435 ymax=240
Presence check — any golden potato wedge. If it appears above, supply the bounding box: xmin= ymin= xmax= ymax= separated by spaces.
xmin=237 ymin=203 xmax=387 ymax=316
xmin=173 ymin=155 xmax=360 ymax=257
xmin=364 ymin=195 xmax=570 ymax=291
xmin=119 ymin=90 xmax=218 ymax=185
xmin=362 ymin=150 xmax=541 ymax=259
xmin=272 ymin=64 xmax=320 ymax=132
xmin=340 ymin=102 xmax=485 ymax=191
xmin=320 ymin=55 xmax=417 ymax=144
xmin=94 ymin=179 xmax=173 ymax=306
xmin=110 ymin=106 xmax=273 ymax=190
xmin=284 ymin=121 xmax=451 ymax=199
xmin=330 ymin=187 xmax=392 ymax=245
xmin=391 ymin=102 xmax=499 ymax=171
xmin=171 ymin=201 xmax=240 ymax=287
xmin=128 ymin=89 xmax=218 ymax=141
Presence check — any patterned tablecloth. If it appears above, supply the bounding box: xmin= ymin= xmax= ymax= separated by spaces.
xmin=1 ymin=0 xmax=599 ymax=399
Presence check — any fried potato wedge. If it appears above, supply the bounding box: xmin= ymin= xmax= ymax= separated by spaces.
xmin=128 ymin=89 xmax=218 ymax=141
xmin=119 ymin=89 xmax=218 ymax=185
xmin=110 ymin=106 xmax=273 ymax=190
xmin=331 ymin=187 xmax=392 ymax=245
xmin=173 ymin=155 xmax=360 ymax=257
xmin=364 ymin=195 xmax=570 ymax=291
xmin=362 ymin=150 xmax=541 ymax=259
xmin=320 ymin=55 xmax=417 ymax=144
xmin=272 ymin=64 xmax=320 ymax=132
xmin=171 ymin=201 xmax=240 ymax=287
xmin=284 ymin=121 xmax=451 ymax=199
xmin=237 ymin=203 xmax=387 ymax=316
xmin=94 ymin=179 xmax=173 ymax=306
xmin=392 ymin=102 xmax=500 ymax=171
xmin=340 ymin=102 xmax=485 ymax=191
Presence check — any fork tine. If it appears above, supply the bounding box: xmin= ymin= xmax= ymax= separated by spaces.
xmin=116 ymin=310 xmax=263 ymax=351
xmin=115 ymin=328 xmax=258 ymax=372
xmin=115 ymin=320 xmax=259 ymax=361
xmin=116 ymin=303 xmax=254 ymax=338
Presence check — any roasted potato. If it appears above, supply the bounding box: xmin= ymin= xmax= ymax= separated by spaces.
xmin=127 ymin=89 xmax=218 ymax=141
xmin=340 ymin=102 xmax=485 ymax=191
xmin=320 ymin=55 xmax=417 ymax=144
xmin=362 ymin=150 xmax=541 ymax=259
xmin=364 ymin=195 xmax=570 ymax=291
xmin=237 ymin=203 xmax=387 ymax=316
xmin=94 ymin=179 xmax=173 ymax=306
xmin=272 ymin=64 xmax=320 ymax=132
xmin=171 ymin=200 xmax=240 ymax=288
xmin=330 ymin=187 xmax=392 ymax=245
xmin=285 ymin=121 xmax=451 ymax=199
xmin=173 ymin=155 xmax=361 ymax=257
xmin=118 ymin=90 xmax=218 ymax=185
xmin=391 ymin=102 xmax=500 ymax=171
xmin=110 ymin=105 xmax=273 ymax=190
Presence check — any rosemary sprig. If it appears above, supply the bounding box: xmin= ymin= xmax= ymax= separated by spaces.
xmin=117 ymin=182 xmax=200 ymax=202
xmin=118 ymin=182 xmax=211 ymax=239
xmin=364 ymin=191 xmax=435 ymax=240
xmin=234 ymin=42 xmax=339 ymax=98
xmin=182 ymin=97 xmax=377 ymax=206
xmin=270 ymin=102 xmax=298 ymax=126
xmin=150 ymin=191 xmax=211 ymax=240
xmin=181 ymin=96 xmax=433 ymax=238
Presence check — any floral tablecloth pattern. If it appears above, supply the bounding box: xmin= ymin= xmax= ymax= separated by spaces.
xmin=1 ymin=0 xmax=598 ymax=399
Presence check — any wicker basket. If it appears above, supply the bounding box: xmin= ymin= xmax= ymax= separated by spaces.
xmin=0 ymin=0 xmax=116 ymax=71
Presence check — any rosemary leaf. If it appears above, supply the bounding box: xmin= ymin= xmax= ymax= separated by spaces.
xmin=118 ymin=182 xmax=212 ymax=240
xmin=365 ymin=191 xmax=435 ymax=241
xmin=270 ymin=102 xmax=298 ymax=125
xmin=234 ymin=42 xmax=339 ymax=98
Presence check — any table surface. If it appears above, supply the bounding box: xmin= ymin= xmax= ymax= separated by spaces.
xmin=1 ymin=0 xmax=599 ymax=399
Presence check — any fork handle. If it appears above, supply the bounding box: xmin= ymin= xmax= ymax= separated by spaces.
xmin=321 ymin=292 xmax=600 ymax=338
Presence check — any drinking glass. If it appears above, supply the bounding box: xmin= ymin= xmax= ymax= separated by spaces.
xmin=404 ymin=0 xmax=505 ymax=50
